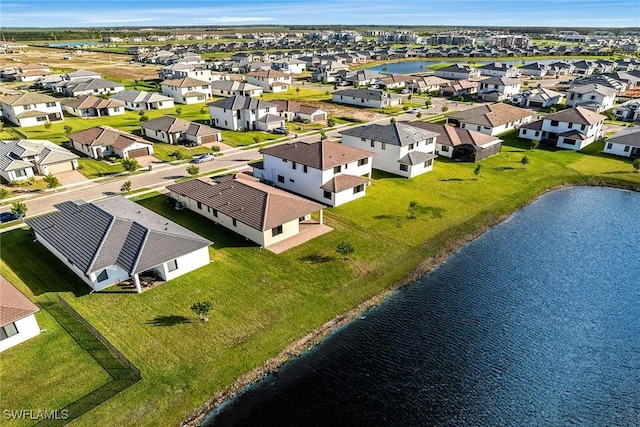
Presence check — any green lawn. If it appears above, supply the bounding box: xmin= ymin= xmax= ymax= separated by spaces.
xmin=220 ymin=130 xmax=280 ymax=147
xmin=77 ymin=157 xmax=126 ymax=179
xmin=151 ymin=143 xmax=216 ymax=162
xmin=1 ymin=131 xmax=640 ymax=426
xmin=259 ymin=87 xmax=332 ymax=102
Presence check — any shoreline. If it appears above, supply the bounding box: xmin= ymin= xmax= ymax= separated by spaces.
xmin=181 ymin=181 xmax=638 ymax=427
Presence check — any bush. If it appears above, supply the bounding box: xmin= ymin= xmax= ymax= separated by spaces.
xmin=43 ymin=173 xmax=61 ymax=189
xmin=122 ymin=158 xmax=140 ymax=172
xmin=186 ymin=165 xmax=200 ymax=177
xmin=327 ymin=118 xmax=336 ymax=127
xmin=10 ymin=201 xmax=27 ymax=218
xmin=120 ymin=180 xmax=132 ymax=194
xmin=0 ymin=188 xmax=10 ymax=199
xmin=171 ymin=150 xmax=185 ymax=160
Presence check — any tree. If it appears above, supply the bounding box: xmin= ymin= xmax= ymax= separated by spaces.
xmin=253 ymin=136 xmax=260 ymax=144
xmin=175 ymin=107 xmax=182 ymax=115
xmin=407 ymin=200 xmax=419 ymax=219
xmin=336 ymin=242 xmax=354 ymax=261
xmin=390 ymin=117 xmax=396 ymax=124
xmin=295 ymin=86 xmax=301 ymax=94
xmin=530 ymin=139 xmax=540 ymax=151
xmin=43 ymin=173 xmax=61 ymax=190
xmin=191 ymin=301 xmax=212 ymax=322
xmin=0 ymin=188 xmax=9 ymax=199
xmin=122 ymin=158 xmax=140 ymax=172
xmin=10 ymin=201 xmax=27 ymax=218
xmin=120 ymin=180 xmax=132 ymax=194
xmin=327 ymin=118 xmax=336 ymax=128
xmin=416 ymin=112 xmax=422 ymax=119
xmin=211 ymin=145 xmax=221 ymax=155
xmin=320 ymin=130 xmax=327 ymax=140
xmin=425 ymin=98 xmax=432 ymax=108
xmin=633 ymin=159 xmax=640 ymax=173
xmin=139 ymin=113 xmax=149 ymax=122
xmin=63 ymin=124 xmax=74 ymax=136
xmin=171 ymin=150 xmax=184 ymax=160
xmin=44 ymin=121 xmax=52 ymax=131
xmin=474 ymin=164 xmax=482 ymax=180
xmin=186 ymin=165 xmax=200 ymax=177
xmin=521 ymin=155 xmax=530 ymax=168
xmin=200 ymin=106 xmax=206 ymax=114
xmin=441 ymin=103 xmax=449 ymax=113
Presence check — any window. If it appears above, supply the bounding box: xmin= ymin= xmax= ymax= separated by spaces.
xmin=606 ymin=143 xmax=613 ymax=149
xmin=323 ymin=190 xmax=332 ymax=200
xmin=550 ymin=120 xmax=559 ymax=127
xmin=424 ymin=160 xmax=432 ymax=167
xmin=361 ymin=137 xmax=366 ymax=142
xmin=535 ymin=131 xmax=540 ymax=137
xmin=282 ymin=158 xmax=287 ymax=163
xmin=291 ymin=162 xmax=296 ymax=170
xmin=303 ymin=165 xmax=308 ymax=173
xmin=213 ymin=209 xmax=218 ymax=217
xmin=441 ymin=146 xmax=449 ymax=152
xmin=334 ymin=165 xmax=341 ymax=173
xmin=522 ymin=129 xmax=527 ymax=135
xmin=197 ymin=201 xmax=202 ymax=210
xmin=272 ymin=225 xmax=283 ymax=237
xmin=370 ymin=140 xmax=375 ymax=148
xmin=46 ymin=102 xmax=56 ymax=107
xmin=15 ymin=169 xmax=27 ymax=177
xmin=232 ymin=219 xmax=237 ymax=227
xmin=400 ymin=164 xmax=408 ymax=172
xmin=563 ymin=139 xmax=576 ymax=146
xmin=277 ymin=175 xmax=285 ymax=183
xmin=23 ymin=105 xmax=31 ymax=110
xmin=0 ymin=322 xmax=18 ymax=341
xmin=167 ymin=259 xmax=178 ymax=272
xmin=624 ymin=146 xmax=630 ymax=152
xmin=381 ymin=143 xmax=386 ymax=150
xmin=568 ymin=123 xmax=573 ymax=129
xmin=358 ymin=158 xmax=368 ymax=166
xmin=353 ymin=184 xmax=364 ymax=194
xmin=96 ymin=269 xmax=109 ymax=282
xmin=581 ymin=124 xmax=586 ymax=131
xmin=36 ymin=117 xmax=47 ymax=122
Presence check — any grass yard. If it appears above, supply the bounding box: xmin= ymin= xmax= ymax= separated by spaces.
xmin=2 ymin=130 xmax=640 ymax=427
xmin=220 ymin=130 xmax=280 ymax=147
xmin=151 ymin=143 xmax=216 ymax=163
xmin=259 ymin=87 xmax=332 ymax=102
xmin=77 ymin=157 xmax=126 ymax=179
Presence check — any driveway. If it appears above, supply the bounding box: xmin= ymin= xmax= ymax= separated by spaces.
xmin=56 ymin=170 xmax=89 ymax=186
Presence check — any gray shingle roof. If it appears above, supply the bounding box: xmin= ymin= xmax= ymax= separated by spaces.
xmin=27 ymin=197 xmax=211 ymax=276
xmin=606 ymin=128 xmax=640 ymax=148
xmin=0 ymin=139 xmax=78 ymax=173
xmin=111 ymin=90 xmax=173 ymax=104
xmin=340 ymin=122 xmax=439 ymax=147
xmin=208 ymin=95 xmax=276 ymax=111
xmin=398 ymin=151 xmax=437 ymax=165
xmin=332 ymin=88 xmax=402 ymax=101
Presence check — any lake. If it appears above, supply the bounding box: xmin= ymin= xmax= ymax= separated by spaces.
xmin=203 ymin=186 xmax=640 ymax=427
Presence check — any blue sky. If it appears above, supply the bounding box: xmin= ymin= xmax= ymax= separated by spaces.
xmin=1 ymin=1 xmax=638 ymax=28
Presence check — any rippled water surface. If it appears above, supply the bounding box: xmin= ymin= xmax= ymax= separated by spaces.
xmin=204 ymin=187 xmax=640 ymax=427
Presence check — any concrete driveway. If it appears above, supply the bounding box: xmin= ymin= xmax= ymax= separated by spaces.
xmin=56 ymin=170 xmax=89 ymax=186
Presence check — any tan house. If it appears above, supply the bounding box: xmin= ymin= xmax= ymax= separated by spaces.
xmin=160 ymin=77 xmax=212 ymax=104
xmin=447 ymin=103 xmax=535 ymax=136
xmin=62 ymin=95 xmax=125 ymax=118
xmin=245 ymin=69 xmax=291 ymax=93
xmin=167 ymin=174 xmax=327 ymax=251
xmin=273 ymin=100 xmax=327 ymax=123
xmin=68 ymin=126 xmax=154 ymax=159
xmin=140 ymin=116 xmax=221 ymax=145
xmin=1 ymin=92 xmax=64 ymax=127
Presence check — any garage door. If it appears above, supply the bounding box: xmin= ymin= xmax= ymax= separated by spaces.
xmin=200 ymin=134 xmax=220 ymax=144
xmin=528 ymin=101 xmax=544 ymax=108
xmin=127 ymin=147 xmax=150 ymax=157
xmin=47 ymin=162 xmax=74 ymax=174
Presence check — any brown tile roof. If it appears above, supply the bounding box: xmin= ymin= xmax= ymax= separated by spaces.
xmin=1 ymin=92 xmax=58 ymax=106
xmin=409 ymin=122 xmax=501 ymax=148
xmin=448 ymin=103 xmax=534 ymax=127
xmin=69 ymin=126 xmax=151 ymax=150
xmin=247 ymin=69 xmax=289 ymax=78
xmin=0 ymin=276 xmax=38 ymax=327
xmin=63 ymin=95 xmax=124 ymax=110
xmin=320 ymin=174 xmax=370 ymax=193
xmin=543 ymin=106 xmax=606 ymax=125
xmin=167 ymin=174 xmax=324 ymax=231
xmin=161 ymin=77 xmax=210 ymax=88
xmin=260 ymin=140 xmax=374 ymax=170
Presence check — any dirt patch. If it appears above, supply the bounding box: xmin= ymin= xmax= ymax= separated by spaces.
xmin=303 ymin=100 xmax=387 ymax=123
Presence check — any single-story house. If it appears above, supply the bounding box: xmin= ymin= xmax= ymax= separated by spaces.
xmin=273 ymin=100 xmax=327 ymax=123
xmin=0 ymin=276 xmax=40 ymax=353
xmin=603 ymin=127 xmax=640 ymax=158
xmin=0 ymin=92 xmax=64 ymax=128
xmin=68 ymin=126 xmax=155 ymax=159
xmin=110 ymin=90 xmax=175 ymax=111
xmin=0 ymin=139 xmax=79 ymax=182
xmin=612 ymin=99 xmax=640 ymax=121
xmin=210 ymin=80 xmax=263 ymax=97
xmin=332 ymin=89 xmax=403 ymax=109
xmin=477 ymin=62 xmax=521 ymax=78
xmin=440 ymin=80 xmax=478 ymax=97
xmin=53 ymin=78 xmax=125 ymax=97
xmin=141 ymin=116 xmax=222 ymax=145
xmin=26 ymin=197 xmax=212 ymax=293
xmin=62 ymin=95 xmax=125 ymax=118
xmin=447 ymin=103 xmax=535 ymax=136
xmin=434 ymin=63 xmax=481 ymax=80
xmin=511 ymin=87 xmax=564 ymax=109
xmin=168 ymin=174 xmax=327 ymax=250
xmin=409 ymin=122 xmax=502 ymax=162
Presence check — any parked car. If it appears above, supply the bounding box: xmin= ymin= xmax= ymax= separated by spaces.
xmin=193 ymin=154 xmax=215 ymax=163
xmin=0 ymin=211 xmax=19 ymax=223
xmin=272 ymin=126 xmax=288 ymax=134
xmin=409 ymin=107 xmax=422 ymax=113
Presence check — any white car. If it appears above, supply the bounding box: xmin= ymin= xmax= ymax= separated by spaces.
xmin=194 ymin=154 xmax=215 ymax=163
xmin=409 ymin=107 xmax=422 ymax=114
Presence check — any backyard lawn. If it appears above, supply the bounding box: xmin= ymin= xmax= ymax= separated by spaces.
xmin=1 ymin=131 xmax=640 ymax=427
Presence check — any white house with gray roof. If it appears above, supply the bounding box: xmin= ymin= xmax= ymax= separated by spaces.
xmin=26 ymin=197 xmax=212 ymax=293
xmin=477 ymin=76 xmax=521 ymax=102
xmin=0 ymin=139 xmax=78 ymax=182
xmin=0 ymin=277 xmax=40 ymax=353
xmin=565 ymin=84 xmax=616 ymax=113
xmin=210 ymin=80 xmax=263 ymax=98
xmin=434 ymin=64 xmax=481 ymax=80
xmin=332 ymin=89 xmax=403 ymax=108
xmin=208 ymin=95 xmax=283 ymax=131
xmin=340 ymin=122 xmax=438 ymax=178
xmin=160 ymin=77 xmax=212 ymax=104
xmin=603 ymin=128 xmax=640 ymax=158
xmin=53 ymin=78 xmax=125 ymax=97
xmin=111 ymin=90 xmax=175 ymax=111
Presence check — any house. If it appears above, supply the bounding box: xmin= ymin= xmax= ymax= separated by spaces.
xmin=167 ymin=174 xmax=327 ymax=250
xmin=440 ymin=80 xmax=478 ymax=97
xmin=63 ymin=69 xmax=101 ymax=81
xmin=159 ymin=64 xmax=224 ymax=82
xmin=373 ymin=74 xmax=414 ymax=90
xmin=208 ymin=95 xmax=283 ymax=131
xmin=612 ymin=99 xmax=640 ymax=121
xmin=210 ymin=80 xmax=263 ymax=97
xmin=511 ymin=87 xmax=564 ymax=108
xmin=332 ymin=89 xmax=403 ymax=108
xmin=0 ymin=277 xmax=40 ymax=353
xmin=245 ymin=70 xmax=291 ymax=93
xmin=571 ymin=60 xmax=597 ymax=76
xmin=409 ymin=122 xmax=502 ymax=162
xmin=519 ymin=62 xmax=549 ymax=77
xmin=434 ymin=63 xmax=481 ymax=80
xmin=68 ymin=126 xmax=155 ymax=159
xmin=271 ymin=58 xmax=307 ymax=74
xmin=0 ymin=139 xmax=78 ymax=182
xmin=603 ymin=127 xmax=640 ymax=158
xmin=141 ymin=116 xmax=222 ymax=145
xmin=53 ymin=78 xmax=125 ymax=97
xmin=110 ymin=90 xmax=175 ymax=111
xmin=0 ymin=92 xmax=64 ymax=127
xmin=14 ymin=63 xmax=51 ymax=82
xmin=518 ymin=107 xmax=606 ymax=150
xmin=26 ymin=197 xmax=212 ymax=294
xmin=62 ymin=95 xmax=125 ymax=118
xmin=340 ymin=122 xmax=438 ymax=178
xmin=447 ymin=103 xmax=535 ymax=136
xmin=253 ymin=139 xmax=374 ymax=207
xmin=477 ymin=62 xmax=521 ymax=78
xmin=160 ymin=77 xmax=212 ymax=104
xmin=406 ymin=76 xmax=450 ymax=94
xmin=476 ymin=76 xmax=521 ymax=102
xmin=343 ymin=69 xmax=386 ymax=87
xmin=273 ymin=100 xmax=327 ymax=123
xmin=565 ymin=84 xmax=617 ymax=113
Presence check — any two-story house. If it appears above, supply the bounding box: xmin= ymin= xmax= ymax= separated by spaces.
xmin=253 ymin=140 xmax=374 ymax=207
xmin=340 ymin=122 xmax=438 ymax=178
xmin=208 ymin=95 xmax=283 ymax=131
xmin=434 ymin=63 xmax=481 ymax=80
xmin=271 ymin=58 xmax=307 ymax=74
xmin=245 ymin=70 xmax=292 ymax=93
xmin=62 ymin=95 xmax=125 ymax=118
xmin=565 ymin=83 xmax=617 ymax=113
xmin=160 ymin=77 xmax=212 ymax=104
xmin=332 ymin=89 xmax=403 ymax=108
xmin=477 ymin=62 xmax=521 ymax=78
xmin=0 ymin=92 xmax=64 ymax=127
xmin=448 ymin=103 xmax=535 ymax=136
xmin=518 ymin=107 xmax=606 ymax=150
xmin=210 ymin=80 xmax=263 ymax=98
xmin=477 ymin=76 xmax=522 ymax=102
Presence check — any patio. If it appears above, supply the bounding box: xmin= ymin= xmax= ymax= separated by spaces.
xmin=267 ymin=221 xmax=333 ymax=254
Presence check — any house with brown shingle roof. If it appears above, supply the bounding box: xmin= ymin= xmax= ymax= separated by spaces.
xmin=410 ymin=122 xmax=502 ymax=162
xmin=0 ymin=92 xmax=64 ymax=127
xmin=160 ymin=77 xmax=212 ymax=104
xmin=246 ymin=69 xmax=291 ymax=93
xmin=62 ymin=95 xmax=125 ymax=118
xmin=141 ymin=116 xmax=221 ymax=145
xmin=518 ymin=106 xmax=605 ymax=150
xmin=272 ymin=100 xmax=327 ymax=123
xmin=168 ymin=174 xmax=328 ymax=251
xmin=447 ymin=103 xmax=535 ymax=136
xmin=0 ymin=276 xmax=40 ymax=353
xmin=68 ymin=126 xmax=154 ymax=159
xmin=253 ymin=139 xmax=374 ymax=207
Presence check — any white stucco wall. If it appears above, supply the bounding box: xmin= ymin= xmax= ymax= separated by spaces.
xmin=603 ymin=141 xmax=634 ymax=157
xmin=0 ymin=314 xmax=40 ymax=353
xmin=154 ymin=246 xmax=210 ymax=281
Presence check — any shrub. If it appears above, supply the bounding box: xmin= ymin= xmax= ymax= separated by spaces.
xmin=10 ymin=201 xmax=27 ymax=218
xmin=327 ymin=118 xmax=336 ymax=127
xmin=191 ymin=301 xmax=212 ymax=322
xmin=43 ymin=173 xmax=61 ymax=189
xmin=120 ymin=180 xmax=132 ymax=194
xmin=336 ymin=242 xmax=354 ymax=261
xmin=171 ymin=150 xmax=185 ymax=160
xmin=0 ymin=188 xmax=10 ymax=199
xmin=186 ymin=165 xmax=200 ymax=177
xmin=122 ymin=158 xmax=140 ymax=172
